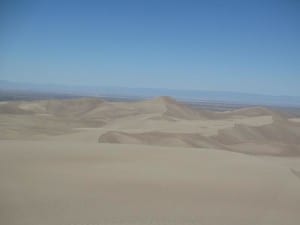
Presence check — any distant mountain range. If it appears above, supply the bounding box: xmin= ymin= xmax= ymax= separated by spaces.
xmin=1 ymin=80 xmax=300 ymax=107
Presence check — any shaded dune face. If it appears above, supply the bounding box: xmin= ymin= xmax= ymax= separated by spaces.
xmin=214 ymin=119 xmax=300 ymax=145
xmin=98 ymin=122 xmax=300 ymax=156
xmin=98 ymin=131 xmax=223 ymax=149
xmin=212 ymin=119 xmax=300 ymax=156
xmin=0 ymin=98 xmax=107 ymax=139
xmin=0 ymin=98 xmax=105 ymax=116
xmin=222 ymin=107 xmax=276 ymax=117
xmin=44 ymin=98 xmax=105 ymax=116
xmin=0 ymin=101 xmax=35 ymax=114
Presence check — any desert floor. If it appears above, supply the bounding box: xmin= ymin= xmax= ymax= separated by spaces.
xmin=1 ymin=97 xmax=300 ymax=225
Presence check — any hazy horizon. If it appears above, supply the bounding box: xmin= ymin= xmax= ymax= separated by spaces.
xmin=2 ymin=78 xmax=300 ymax=98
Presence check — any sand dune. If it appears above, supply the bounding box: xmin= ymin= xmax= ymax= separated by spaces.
xmin=1 ymin=97 xmax=300 ymax=224
xmin=146 ymin=96 xmax=216 ymax=119
xmin=99 ymin=131 xmax=222 ymax=149
xmin=223 ymin=106 xmax=276 ymax=117
xmin=0 ymin=96 xmax=219 ymax=120
xmin=91 ymin=97 xmax=299 ymax=156
xmin=1 ymin=96 xmax=299 ymax=156
xmin=215 ymin=118 xmax=300 ymax=145
xmin=0 ymin=96 xmax=277 ymax=120
xmin=0 ymin=98 xmax=105 ymax=116
xmin=0 ymin=98 xmax=107 ymax=139
xmin=214 ymin=119 xmax=300 ymax=156
xmin=98 ymin=119 xmax=300 ymax=156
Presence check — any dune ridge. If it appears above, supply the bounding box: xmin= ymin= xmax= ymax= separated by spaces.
xmin=0 ymin=96 xmax=277 ymax=119
xmin=1 ymin=96 xmax=299 ymax=155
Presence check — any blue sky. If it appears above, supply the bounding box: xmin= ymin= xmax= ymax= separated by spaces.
xmin=0 ymin=0 xmax=299 ymax=96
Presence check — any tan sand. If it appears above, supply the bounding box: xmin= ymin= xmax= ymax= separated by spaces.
xmin=1 ymin=141 xmax=300 ymax=225
xmin=0 ymin=97 xmax=300 ymax=224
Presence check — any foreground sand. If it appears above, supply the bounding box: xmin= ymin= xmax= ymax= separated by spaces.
xmin=1 ymin=140 xmax=300 ymax=225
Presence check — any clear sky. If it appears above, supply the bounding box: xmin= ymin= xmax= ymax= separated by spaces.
xmin=0 ymin=0 xmax=299 ymax=96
